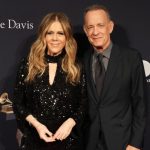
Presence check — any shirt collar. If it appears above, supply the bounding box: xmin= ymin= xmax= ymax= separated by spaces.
xmin=93 ymin=42 xmax=113 ymax=59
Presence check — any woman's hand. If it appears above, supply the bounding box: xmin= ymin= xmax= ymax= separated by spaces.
xmin=53 ymin=118 xmax=76 ymax=141
xmin=26 ymin=114 xmax=55 ymax=142
xmin=35 ymin=122 xmax=55 ymax=142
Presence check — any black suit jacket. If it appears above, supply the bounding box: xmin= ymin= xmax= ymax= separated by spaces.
xmin=83 ymin=44 xmax=146 ymax=150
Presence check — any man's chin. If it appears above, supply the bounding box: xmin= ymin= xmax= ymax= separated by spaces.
xmin=92 ymin=42 xmax=103 ymax=48
xmin=93 ymin=45 xmax=103 ymax=50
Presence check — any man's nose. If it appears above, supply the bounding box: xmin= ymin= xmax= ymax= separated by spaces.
xmin=93 ymin=27 xmax=99 ymax=35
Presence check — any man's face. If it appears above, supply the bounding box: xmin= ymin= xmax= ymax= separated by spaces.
xmin=84 ymin=10 xmax=114 ymax=51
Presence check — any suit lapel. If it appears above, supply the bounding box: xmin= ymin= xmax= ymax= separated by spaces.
xmin=84 ymin=48 xmax=99 ymax=104
xmin=101 ymin=45 xmax=121 ymax=99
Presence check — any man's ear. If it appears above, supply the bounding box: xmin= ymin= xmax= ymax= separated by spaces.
xmin=109 ymin=21 xmax=114 ymax=34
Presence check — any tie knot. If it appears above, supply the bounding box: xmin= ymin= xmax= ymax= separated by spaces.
xmin=97 ymin=53 xmax=104 ymax=61
xmin=96 ymin=53 xmax=105 ymax=72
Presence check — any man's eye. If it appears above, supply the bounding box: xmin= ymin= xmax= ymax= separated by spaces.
xmin=87 ymin=26 xmax=93 ymax=30
xmin=98 ymin=24 xmax=105 ymax=27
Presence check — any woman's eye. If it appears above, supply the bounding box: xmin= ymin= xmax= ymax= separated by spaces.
xmin=58 ymin=32 xmax=64 ymax=35
xmin=46 ymin=31 xmax=53 ymax=35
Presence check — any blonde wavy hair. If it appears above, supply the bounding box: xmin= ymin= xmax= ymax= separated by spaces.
xmin=26 ymin=12 xmax=80 ymax=84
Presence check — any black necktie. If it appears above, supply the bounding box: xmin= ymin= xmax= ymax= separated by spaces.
xmin=95 ymin=54 xmax=105 ymax=97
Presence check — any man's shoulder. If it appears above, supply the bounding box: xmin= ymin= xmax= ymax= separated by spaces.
xmin=113 ymin=44 xmax=141 ymax=56
xmin=82 ymin=48 xmax=92 ymax=61
xmin=113 ymin=44 xmax=143 ymax=65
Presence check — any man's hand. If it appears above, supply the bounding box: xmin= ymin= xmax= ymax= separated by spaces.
xmin=53 ymin=118 xmax=76 ymax=141
xmin=126 ymin=145 xmax=140 ymax=150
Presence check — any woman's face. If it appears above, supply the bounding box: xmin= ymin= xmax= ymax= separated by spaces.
xmin=45 ymin=21 xmax=66 ymax=55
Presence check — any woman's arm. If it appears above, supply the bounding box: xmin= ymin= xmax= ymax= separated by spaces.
xmin=13 ymin=59 xmax=31 ymax=131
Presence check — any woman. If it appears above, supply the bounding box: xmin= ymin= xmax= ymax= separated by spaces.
xmin=13 ymin=12 xmax=87 ymax=150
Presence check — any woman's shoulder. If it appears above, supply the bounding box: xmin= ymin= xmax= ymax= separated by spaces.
xmin=20 ymin=57 xmax=28 ymax=64
xmin=75 ymin=59 xmax=86 ymax=82
xmin=17 ymin=57 xmax=29 ymax=76
xmin=19 ymin=57 xmax=28 ymax=67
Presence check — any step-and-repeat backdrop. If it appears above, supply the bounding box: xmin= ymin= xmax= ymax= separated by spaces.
xmin=0 ymin=0 xmax=150 ymax=149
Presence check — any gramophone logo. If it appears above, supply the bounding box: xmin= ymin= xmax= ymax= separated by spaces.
xmin=143 ymin=60 xmax=150 ymax=83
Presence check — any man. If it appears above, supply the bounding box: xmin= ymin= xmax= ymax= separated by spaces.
xmin=83 ymin=4 xmax=146 ymax=150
